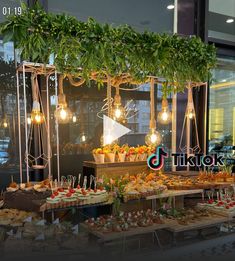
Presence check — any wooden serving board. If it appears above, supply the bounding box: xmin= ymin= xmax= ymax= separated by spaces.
xmin=83 ymin=160 xmax=149 ymax=179
xmin=167 ymin=182 xmax=233 ymax=191
xmin=197 ymin=204 xmax=235 ymax=219
xmin=146 ymin=189 xmax=203 ymax=200
xmin=81 ymin=222 xmax=168 ymax=242
xmin=166 ymin=215 xmax=231 ymax=233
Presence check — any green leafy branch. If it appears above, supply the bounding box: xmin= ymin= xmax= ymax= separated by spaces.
xmin=0 ymin=3 xmax=217 ymax=92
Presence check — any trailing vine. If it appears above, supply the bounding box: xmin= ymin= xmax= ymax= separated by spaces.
xmin=0 ymin=3 xmax=217 ymax=91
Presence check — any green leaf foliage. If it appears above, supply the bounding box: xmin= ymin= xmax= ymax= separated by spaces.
xmin=0 ymin=3 xmax=217 ymax=91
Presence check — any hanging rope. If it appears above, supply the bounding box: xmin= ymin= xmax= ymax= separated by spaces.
xmin=107 ymin=75 xmax=112 ymax=117
xmin=26 ymin=72 xmax=52 ymax=169
xmin=66 ymin=74 xmax=85 ymax=86
xmin=179 ymin=82 xmax=201 ymax=153
xmin=149 ymin=77 xmax=156 ymax=129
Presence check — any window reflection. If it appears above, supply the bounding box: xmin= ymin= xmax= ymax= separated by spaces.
xmin=209 ymin=57 xmax=235 ymax=156
xmin=208 ymin=0 xmax=235 ymax=42
xmin=51 ymin=82 xmax=172 ymax=174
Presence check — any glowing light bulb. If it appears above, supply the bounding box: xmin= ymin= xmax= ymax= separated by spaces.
xmin=226 ymin=18 xmax=234 ymax=23
xmin=162 ymin=112 xmax=168 ymax=121
xmin=3 ymin=122 xmax=8 ymax=128
xmin=158 ymin=110 xmax=172 ymax=124
xmin=114 ymin=108 xmax=122 ymax=119
xmin=158 ymin=99 xmax=172 ymax=124
xmin=31 ymin=110 xmax=45 ymax=124
xmin=27 ymin=117 xmax=31 ymax=125
xmin=72 ymin=115 xmax=77 ymax=123
xmin=167 ymin=4 xmax=174 ymax=10
xmin=54 ymin=106 xmax=72 ymax=124
xmin=60 ymin=108 xmax=67 ymax=120
xmin=80 ymin=133 xmax=87 ymax=143
xmin=145 ymin=128 xmax=162 ymax=146
xmin=111 ymin=104 xmax=126 ymax=123
xmin=188 ymin=109 xmax=195 ymax=120
xmin=35 ymin=114 xmax=42 ymax=123
xmin=150 ymin=133 xmax=157 ymax=143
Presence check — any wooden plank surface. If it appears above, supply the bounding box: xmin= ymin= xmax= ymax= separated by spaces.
xmin=166 ymin=216 xmax=231 ymax=233
xmin=83 ymin=160 xmax=149 ymax=178
xmin=197 ymin=205 xmax=235 ymax=219
xmin=146 ymin=189 xmax=203 ymax=200
xmin=81 ymin=222 xmax=168 ymax=242
xmin=40 ymin=196 xmax=114 ymax=212
xmin=83 ymin=160 xmax=148 ymax=168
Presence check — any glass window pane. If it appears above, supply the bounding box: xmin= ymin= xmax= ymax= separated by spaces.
xmin=50 ymin=81 xmax=172 ymax=174
xmin=209 ymin=56 xmax=235 ymax=153
xmin=208 ymin=0 xmax=235 ymax=42
xmin=48 ymin=0 xmax=174 ymax=33
xmin=0 ymin=1 xmax=24 ymax=23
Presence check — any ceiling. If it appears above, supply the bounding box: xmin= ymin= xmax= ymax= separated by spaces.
xmin=47 ymin=0 xmax=174 ymax=33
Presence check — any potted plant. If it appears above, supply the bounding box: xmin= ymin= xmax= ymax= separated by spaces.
xmin=92 ymin=148 xmax=105 ymax=163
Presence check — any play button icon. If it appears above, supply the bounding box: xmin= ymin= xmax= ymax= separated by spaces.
xmin=103 ymin=115 xmax=131 ymax=146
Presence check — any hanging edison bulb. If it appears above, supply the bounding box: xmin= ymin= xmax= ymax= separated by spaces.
xmin=31 ymin=101 xmax=45 ymax=124
xmin=186 ymin=89 xmax=195 ymax=120
xmin=145 ymin=128 xmax=162 ymax=146
xmin=27 ymin=115 xmax=32 ymax=125
xmin=145 ymin=77 xmax=162 ymax=147
xmin=26 ymin=73 xmax=51 ymax=170
xmin=0 ymin=114 xmax=9 ymax=128
xmin=54 ymin=75 xmax=72 ymax=124
xmin=72 ymin=115 xmax=77 ymax=123
xmin=111 ymin=86 xmax=126 ymax=123
xmin=30 ymin=74 xmax=45 ymax=125
xmin=80 ymin=132 xmax=87 ymax=143
xmin=187 ymin=108 xmax=195 ymax=120
xmin=157 ymin=98 xmax=172 ymax=124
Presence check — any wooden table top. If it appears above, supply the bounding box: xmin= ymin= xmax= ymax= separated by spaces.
xmin=166 ymin=215 xmax=231 ymax=233
xmin=81 ymin=222 xmax=168 ymax=242
xmin=83 ymin=160 xmax=147 ymax=168
xmin=146 ymin=189 xmax=203 ymax=200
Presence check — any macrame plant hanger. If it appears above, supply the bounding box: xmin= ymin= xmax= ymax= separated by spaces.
xmin=179 ymin=82 xmax=200 ymax=171
xmin=26 ymin=73 xmax=52 ymax=172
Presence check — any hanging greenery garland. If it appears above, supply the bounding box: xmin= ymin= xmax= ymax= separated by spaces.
xmin=0 ymin=3 xmax=216 ymax=91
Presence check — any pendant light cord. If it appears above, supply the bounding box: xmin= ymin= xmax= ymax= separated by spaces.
xmin=150 ymin=77 xmax=156 ymax=129
xmin=107 ymin=75 xmax=112 ymax=117
xmin=59 ymin=75 xmax=64 ymax=95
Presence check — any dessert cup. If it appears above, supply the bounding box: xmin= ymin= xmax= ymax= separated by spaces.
xmin=118 ymin=153 xmax=126 ymax=162
xmin=105 ymin=153 xmax=115 ymax=163
xmin=93 ymin=153 xmax=105 ymax=163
